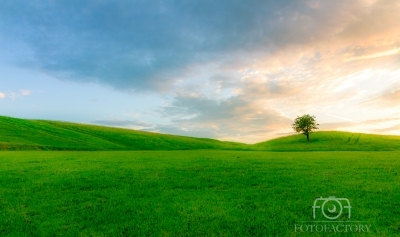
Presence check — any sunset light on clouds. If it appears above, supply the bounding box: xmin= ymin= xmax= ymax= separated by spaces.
xmin=1 ymin=0 xmax=399 ymax=143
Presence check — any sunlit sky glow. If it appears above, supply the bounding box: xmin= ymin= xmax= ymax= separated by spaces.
xmin=1 ymin=0 xmax=400 ymax=143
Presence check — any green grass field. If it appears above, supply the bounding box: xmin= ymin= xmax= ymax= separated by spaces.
xmin=1 ymin=116 xmax=399 ymax=236
xmin=0 ymin=151 xmax=399 ymax=236
xmin=253 ymin=131 xmax=400 ymax=151
xmin=1 ymin=116 xmax=400 ymax=151
xmin=0 ymin=116 xmax=246 ymax=151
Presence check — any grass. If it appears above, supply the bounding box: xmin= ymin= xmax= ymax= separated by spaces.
xmin=2 ymin=115 xmax=400 ymax=151
xmin=254 ymin=131 xmax=400 ymax=151
xmin=0 ymin=116 xmax=246 ymax=151
xmin=0 ymin=150 xmax=399 ymax=236
xmin=1 ymin=115 xmax=399 ymax=236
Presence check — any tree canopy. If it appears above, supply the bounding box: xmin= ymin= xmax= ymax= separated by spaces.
xmin=292 ymin=114 xmax=319 ymax=141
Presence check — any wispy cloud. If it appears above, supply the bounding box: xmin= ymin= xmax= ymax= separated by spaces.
xmin=345 ymin=48 xmax=400 ymax=62
xmin=371 ymin=123 xmax=400 ymax=133
xmin=159 ymin=91 xmax=292 ymax=142
xmin=92 ymin=119 xmax=152 ymax=128
xmin=20 ymin=90 xmax=31 ymax=96
xmin=0 ymin=90 xmax=32 ymax=99
xmin=361 ymin=85 xmax=400 ymax=108
xmin=325 ymin=114 xmax=359 ymax=123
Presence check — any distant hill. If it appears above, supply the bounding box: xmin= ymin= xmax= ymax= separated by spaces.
xmin=253 ymin=131 xmax=400 ymax=151
xmin=0 ymin=116 xmax=246 ymax=151
xmin=1 ymin=116 xmax=400 ymax=151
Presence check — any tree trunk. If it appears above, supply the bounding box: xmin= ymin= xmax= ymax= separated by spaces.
xmin=306 ymin=133 xmax=309 ymax=142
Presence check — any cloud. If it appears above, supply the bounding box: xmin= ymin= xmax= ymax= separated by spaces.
xmin=378 ymin=89 xmax=400 ymax=105
xmin=345 ymin=48 xmax=400 ymax=62
xmin=370 ymin=123 xmax=400 ymax=133
xmin=362 ymin=117 xmax=400 ymax=124
xmin=159 ymin=92 xmax=292 ymax=142
xmin=1 ymin=0 xmax=399 ymax=92
xmin=319 ymin=121 xmax=358 ymax=130
xmin=20 ymin=90 xmax=31 ymax=96
xmin=318 ymin=117 xmax=400 ymax=133
xmin=92 ymin=119 xmax=152 ymax=128
xmin=0 ymin=90 xmax=32 ymax=99
xmin=362 ymin=87 xmax=400 ymax=107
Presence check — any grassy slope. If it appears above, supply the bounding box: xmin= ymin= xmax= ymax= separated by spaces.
xmin=254 ymin=131 xmax=400 ymax=151
xmin=0 ymin=116 xmax=246 ymax=151
xmin=2 ymin=116 xmax=400 ymax=151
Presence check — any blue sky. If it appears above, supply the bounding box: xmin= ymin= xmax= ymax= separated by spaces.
xmin=1 ymin=0 xmax=400 ymax=143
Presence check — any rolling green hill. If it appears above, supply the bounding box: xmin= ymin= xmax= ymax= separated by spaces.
xmin=1 ymin=115 xmax=400 ymax=151
xmin=0 ymin=116 xmax=246 ymax=151
xmin=254 ymin=131 xmax=400 ymax=151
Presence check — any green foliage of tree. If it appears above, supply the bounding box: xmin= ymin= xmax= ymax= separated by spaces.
xmin=292 ymin=114 xmax=319 ymax=141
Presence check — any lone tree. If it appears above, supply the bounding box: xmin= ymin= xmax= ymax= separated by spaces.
xmin=292 ymin=114 xmax=319 ymax=142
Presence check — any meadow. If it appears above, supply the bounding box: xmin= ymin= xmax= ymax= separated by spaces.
xmin=1 ymin=116 xmax=400 ymax=236
xmin=2 ymin=116 xmax=400 ymax=152
xmin=0 ymin=150 xmax=399 ymax=236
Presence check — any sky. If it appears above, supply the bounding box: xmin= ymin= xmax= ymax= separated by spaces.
xmin=1 ymin=0 xmax=400 ymax=143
